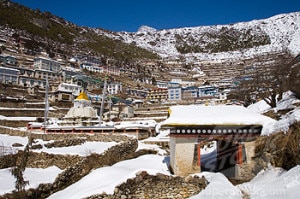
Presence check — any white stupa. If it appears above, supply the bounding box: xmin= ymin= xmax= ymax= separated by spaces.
xmin=59 ymin=91 xmax=99 ymax=126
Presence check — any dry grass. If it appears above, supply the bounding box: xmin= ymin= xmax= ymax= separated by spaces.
xmin=254 ymin=122 xmax=300 ymax=170
xmin=293 ymin=102 xmax=300 ymax=107
xmin=263 ymin=110 xmax=280 ymax=120
xmin=276 ymin=122 xmax=300 ymax=169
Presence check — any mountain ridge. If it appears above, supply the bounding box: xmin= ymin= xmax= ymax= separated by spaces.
xmin=0 ymin=0 xmax=299 ymax=64
xmin=94 ymin=12 xmax=300 ymax=61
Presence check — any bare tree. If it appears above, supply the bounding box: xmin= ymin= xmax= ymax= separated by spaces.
xmin=260 ymin=60 xmax=288 ymax=107
xmin=237 ymin=52 xmax=294 ymax=108
xmin=287 ymin=54 xmax=300 ymax=98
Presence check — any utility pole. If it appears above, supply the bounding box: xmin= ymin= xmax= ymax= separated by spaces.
xmin=99 ymin=77 xmax=107 ymax=126
xmin=43 ymin=77 xmax=49 ymax=133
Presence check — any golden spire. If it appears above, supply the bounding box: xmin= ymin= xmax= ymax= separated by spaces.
xmin=76 ymin=91 xmax=89 ymax=100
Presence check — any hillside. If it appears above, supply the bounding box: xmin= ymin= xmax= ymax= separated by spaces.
xmin=0 ymin=0 xmax=159 ymax=61
xmin=1 ymin=1 xmax=299 ymax=64
xmin=96 ymin=12 xmax=300 ymax=61
xmin=0 ymin=0 xmax=299 ymax=105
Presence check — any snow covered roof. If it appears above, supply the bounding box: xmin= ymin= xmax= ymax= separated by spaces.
xmin=161 ymin=105 xmax=275 ymax=127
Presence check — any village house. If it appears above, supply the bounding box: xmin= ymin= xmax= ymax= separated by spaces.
xmin=49 ymin=83 xmax=83 ymax=102
xmin=0 ymin=66 xmax=19 ymax=84
xmin=80 ymin=63 xmax=121 ymax=76
xmin=155 ymin=80 xmax=169 ymax=89
xmin=147 ymin=88 xmax=168 ymax=102
xmin=198 ymin=85 xmax=218 ymax=97
xmin=0 ymin=56 xmax=64 ymax=89
xmin=34 ymin=57 xmax=61 ymax=72
xmin=19 ymin=76 xmax=47 ymax=89
xmin=167 ymin=84 xmax=222 ymax=103
xmin=107 ymin=82 xmax=122 ymax=95
xmin=33 ymin=69 xmax=63 ymax=83
xmin=67 ymin=74 xmax=101 ymax=91
xmin=77 ymin=55 xmax=102 ymax=68
xmin=81 ymin=63 xmax=103 ymax=73
xmin=32 ymin=57 xmax=63 ymax=84
xmin=215 ymin=78 xmax=233 ymax=90
xmin=102 ymin=65 xmax=120 ymax=76
xmin=109 ymin=102 xmax=134 ymax=120
xmin=125 ymin=88 xmax=148 ymax=99
xmin=17 ymin=67 xmax=51 ymax=89
xmin=168 ymin=86 xmax=182 ymax=101
xmin=0 ymin=54 xmax=17 ymax=66
xmin=78 ymin=55 xmax=120 ymax=76
xmin=182 ymin=86 xmax=198 ymax=100
xmin=170 ymin=78 xmax=196 ymax=87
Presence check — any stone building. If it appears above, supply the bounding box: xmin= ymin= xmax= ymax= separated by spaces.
xmin=49 ymin=83 xmax=83 ymax=102
xmin=161 ymin=105 xmax=275 ymax=178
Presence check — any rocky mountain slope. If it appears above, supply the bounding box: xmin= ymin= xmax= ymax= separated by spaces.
xmin=1 ymin=0 xmax=299 ymax=65
xmin=95 ymin=12 xmax=300 ymax=61
xmin=0 ymin=0 xmax=159 ymax=61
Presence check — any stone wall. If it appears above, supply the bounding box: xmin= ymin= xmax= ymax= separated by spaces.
xmin=31 ymin=133 xmax=131 ymax=142
xmin=0 ymin=134 xmax=206 ymax=199
xmin=0 ymin=126 xmax=130 ymax=142
xmin=26 ymin=152 xmax=83 ymax=169
xmin=17 ymin=138 xmax=138 ymax=170
xmin=0 ymin=127 xmax=132 ymax=170
xmin=0 ymin=125 xmax=152 ymax=141
xmin=0 ymin=120 xmax=29 ymax=128
xmin=0 ymin=126 xmax=28 ymax=137
xmin=0 ymin=139 xmax=139 ymax=199
xmin=0 ymin=109 xmax=45 ymax=117
xmin=87 ymin=171 xmax=207 ymax=199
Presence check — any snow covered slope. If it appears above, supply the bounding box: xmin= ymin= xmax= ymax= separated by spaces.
xmin=95 ymin=12 xmax=300 ymax=60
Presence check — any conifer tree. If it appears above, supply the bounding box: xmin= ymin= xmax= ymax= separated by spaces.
xmin=10 ymin=134 xmax=32 ymax=195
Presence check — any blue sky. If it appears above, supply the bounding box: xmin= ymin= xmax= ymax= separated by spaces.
xmin=12 ymin=0 xmax=300 ymax=32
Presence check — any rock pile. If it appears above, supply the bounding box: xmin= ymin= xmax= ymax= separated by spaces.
xmin=88 ymin=171 xmax=207 ymax=199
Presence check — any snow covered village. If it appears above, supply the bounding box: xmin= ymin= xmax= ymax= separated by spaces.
xmin=1 ymin=1 xmax=300 ymax=198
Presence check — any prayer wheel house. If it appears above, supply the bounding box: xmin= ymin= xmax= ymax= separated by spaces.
xmin=160 ymin=105 xmax=275 ymax=178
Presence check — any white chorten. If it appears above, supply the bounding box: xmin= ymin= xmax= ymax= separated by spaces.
xmin=60 ymin=92 xmax=99 ymax=126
